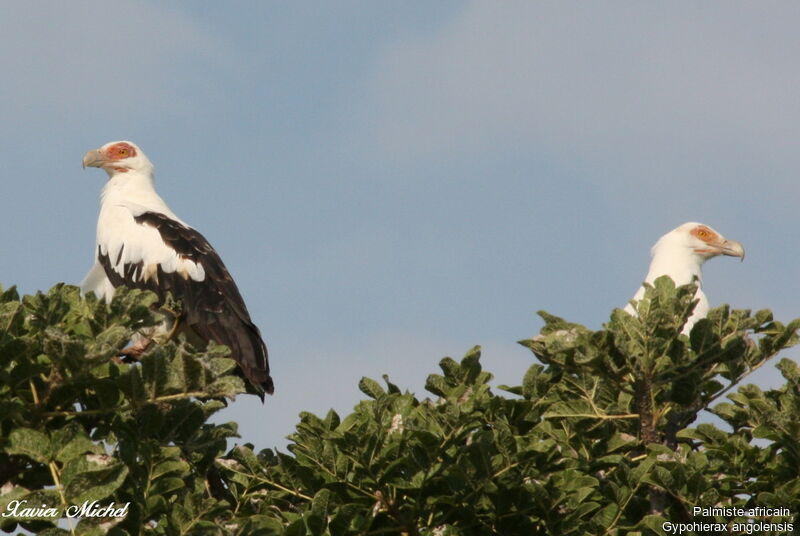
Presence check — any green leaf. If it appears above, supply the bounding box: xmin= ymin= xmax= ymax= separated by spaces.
xmin=358 ymin=377 xmax=385 ymax=399
xmin=53 ymin=423 xmax=98 ymax=464
xmin=425 ymin=374 xmax=450 ymax=397
xmin=62 ymin=455 xmax=128 ymax=504
xmin=7 ymin=428 xmax=53 ymax=463
xmin=592 ymin=503 xmax=619 ymax=528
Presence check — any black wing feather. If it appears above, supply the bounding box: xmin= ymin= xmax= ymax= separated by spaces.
xmin=98 ymin=212 xmax=273 ymax=397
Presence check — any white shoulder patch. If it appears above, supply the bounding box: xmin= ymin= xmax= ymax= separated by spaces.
xmin=97 ymin=205 xmax=206 ymax=284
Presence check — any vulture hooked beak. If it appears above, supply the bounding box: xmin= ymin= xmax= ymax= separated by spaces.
xmin=82 ymin=149 xmax=105 ymax=169
xmin=718 ymin=239 xmax=745 ymax=262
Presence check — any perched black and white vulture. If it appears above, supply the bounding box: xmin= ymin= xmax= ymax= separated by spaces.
xmin=80 ymin=140 xmax=273 ymax=399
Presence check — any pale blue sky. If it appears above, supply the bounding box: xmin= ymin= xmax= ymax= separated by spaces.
xmin=2 ymin=1 xmax=799 ymax=449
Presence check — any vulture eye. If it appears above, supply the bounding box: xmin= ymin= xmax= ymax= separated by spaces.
xmin=696 ymin=228 xmax=710 ymax=238
xmin=117 ymin=147 xmax=129 ymax=156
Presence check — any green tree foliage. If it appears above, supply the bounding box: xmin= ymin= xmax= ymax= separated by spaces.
xmin=0 ymin=279 xmax=798 ymax=535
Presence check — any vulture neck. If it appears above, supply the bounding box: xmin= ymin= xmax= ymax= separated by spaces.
xmin=101 ymin=170 xmax=154 ymax=200
xmin=99 ymin=169 xmax=174 ymax=216
xmin=644 ymin=243 xmax=705 ymax=288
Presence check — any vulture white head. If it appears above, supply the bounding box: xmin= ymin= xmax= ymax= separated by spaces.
xmin=83 ymin=141 xmax=154 ymax=177
xmin=647 ymin=222 xmax=745 ymax=274
xmin=625 ymin=222 xmax=745 ymax=333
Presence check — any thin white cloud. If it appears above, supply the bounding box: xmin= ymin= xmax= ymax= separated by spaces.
xmin=0 ymin=1 xmax=230 ymax=122
xmin=358 ymin=1 xmax=800 ymax=185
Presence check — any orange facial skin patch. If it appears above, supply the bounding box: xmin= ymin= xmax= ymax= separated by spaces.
xmin=690 ymin=225 xmax=721 ymax=255
xmin=689 ymin=225 xmax=718 ymax=244
xmin=105 ymin=142 xmax=137 ymax=161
